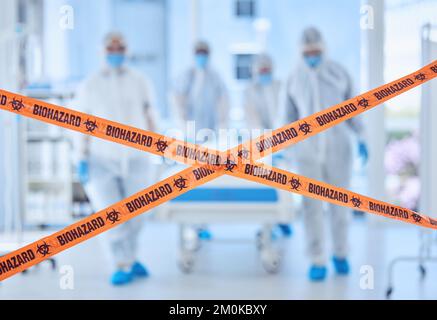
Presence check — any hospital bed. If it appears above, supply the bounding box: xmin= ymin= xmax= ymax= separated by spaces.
xmin=157 ymin=164 xmax=295 ymax=274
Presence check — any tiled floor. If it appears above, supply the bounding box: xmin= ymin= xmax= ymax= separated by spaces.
xmin=0 ymin=218 xmax=435 ymax=300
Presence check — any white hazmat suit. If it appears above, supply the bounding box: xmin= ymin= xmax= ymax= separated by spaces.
xmin=74 ymin=66 xmax=158 ymax=268
xmin=171 ymin=41 xmax=229 ymax=240
xmin=173 ymin=69 xmax=228 ymax=130
xmin=243 ymin=54 xmax=283 ymax=131
xmin=172 ymin=41 xmax=229 ymax=132
xmin=285 ymin=57 xmax=363 ymax=266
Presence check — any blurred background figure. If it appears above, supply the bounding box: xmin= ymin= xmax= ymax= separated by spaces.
xmin=284 ymin=27 xmax=368 ymax=282
xmin=74 ymin=32 xmax=158 ymax=286
xmin=243 ymin=54 xmax=280 ymax=131
xmin=171 ymin=40 xmax=230 ymax=240
xmin=172 ymin=40 xmax=229 ymax=133
xmin=243 ymin=53 xmax=292 ymax=238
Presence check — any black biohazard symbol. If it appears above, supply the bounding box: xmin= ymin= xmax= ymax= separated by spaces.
xmin=415 ymin=73 xmax=426 ymax=81
xmin=351 ymin=196 xmax=362 ymax=208
xmin=357 ymin=97 xmax=370 ymax=109
xmin=106 ymin=209 xmax=121 ymax=224
xmin=299 ymin=122 xmax=312 ymax=135
xmin=224 ymin=157 xmax=237 ymax=172
xmin=174 ymin=176 xmax=188 ymax=191
xmin=289 ymin=177 xmax=302 ymax=191
xmin=412 ymin=213 xmax=422 ymax=223
xmin=237 ymin=148 xmax=250 ymax=160
xmin=155 ymin=138 xmax=169 ymax=153
xmin=84 ymin=119 xmax=98 ymax=133
xmin=36 ymin=242 xmax=51 ymax=257
xmin=9 ymin=98 xmax=25 ymax=112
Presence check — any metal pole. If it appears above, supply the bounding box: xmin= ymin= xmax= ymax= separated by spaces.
xmin=361 ymin=0 xmax=386 ymax=206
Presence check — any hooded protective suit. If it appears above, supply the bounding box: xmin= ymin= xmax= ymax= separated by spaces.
xmin=173 ymin=68 xmax=228 ymax=131
xmin=285 ymin=57 xmax=363 ymax=265
xmin=243 ymin=54 xmax=283 ymax=131
xmin=172 ymin=41 xmax=229 ymax=132
xmin=74 ymin=65 xmax=158 ymax=268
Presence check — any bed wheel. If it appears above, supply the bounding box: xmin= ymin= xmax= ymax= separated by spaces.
xmin=386 ymin=287 xmax=393 ymax=299
xmin=256 ymin=231 xmax=263 ymax=250
xmin=261 ymin=249 xmax=281 ymax=274
xmin=178 ymin=251 xmax=195 ymax=274
xmin=419 ymin=264 xmax=427 ymax=279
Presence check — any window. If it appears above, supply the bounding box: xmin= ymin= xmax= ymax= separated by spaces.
xmin=234 ymin=54 xmax=254 ymax=80
xmin=235 ymin=0 xmax=256 ymax=18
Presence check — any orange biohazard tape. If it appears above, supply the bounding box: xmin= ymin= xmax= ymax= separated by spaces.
xmin=0 ymin=61 xmax=436 ymax=166
xmin=243 ymin=60 xmax=437 ymax=157
xmin=0 ymin=166 xmax=222 ymax=281
xmin=231 ymin=162 xmax=436 ymax=229
xmin=0 ymin=60 xmax=435 ymax=282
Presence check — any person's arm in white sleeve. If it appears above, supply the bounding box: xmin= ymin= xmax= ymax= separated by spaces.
xmin=344 ymin=69 xmax=364 ymax=138
xmin=279 ymin=75 xmax=300 ymax=126
xmin=171 ymin=70 xmax=191 ymax=129
xmin=285 ymin=90 xmax=300 ymax=125
xmin=343 ymin=68 xmax=368 ymax=163
xmin=70 ymin=78 xmax=94 ymax=185
xmin=278 ymin=77 xmax=300 ymax=163
xmin=72 ymin=80 xmax=92 ymax=161
xmin=141 ymin=77 xmax=159 ymax=133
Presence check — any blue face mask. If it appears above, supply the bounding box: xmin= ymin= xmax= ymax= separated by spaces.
xmin=195 ymin=53 xmax=209 ymax=69
xmin=258 ymin=73 xmax=273 ymax=86
xmin=106 ymin=53 xmax=125 ymax=68
xmin=304 ymin=55 xmax=322 ymax=68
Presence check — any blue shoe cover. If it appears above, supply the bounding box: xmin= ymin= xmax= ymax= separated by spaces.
xmin=111 ymin=270 xmax=133 ymax=286
xmin=131 ymin=261 xmax=149 ymax=278
xmin=309 ymin=265 xmax=327 ymax=282
xmin=198 ymin=228 xmax=212 ymax=240
xmin=278 ymin=224 xmax=293 ymax=238
xmin=332 ymin=256 xmax=350 ymax=275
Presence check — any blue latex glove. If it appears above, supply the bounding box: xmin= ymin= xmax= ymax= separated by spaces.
xmin=198 ymin=228 xmax=212 ymax=240
xmin=78 ymin=160 xmax=89 ymax=185
xmin=277 ymin=224 xmax=293 ymax=238
xmin=358 ymin=140 xmax=369 ymax=165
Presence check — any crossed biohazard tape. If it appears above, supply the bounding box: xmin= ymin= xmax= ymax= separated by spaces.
xmin=0 ymin=60 xmax=436 ymax=281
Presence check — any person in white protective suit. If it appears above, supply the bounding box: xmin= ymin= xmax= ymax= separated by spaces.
xmin=172 ymin=40 xmax=229 ymax=240
xmin=74 ymin=32 xmax=159 ymax=286
xmin=243 ymin=53 xmax=292 ymax=238
xmin=284 ymin=27 xmax=368 ymax=281
xmin=172 ymin=40 xmax=229 ymax=132
xmin=243 ymin=54 xmax=281 ymax=131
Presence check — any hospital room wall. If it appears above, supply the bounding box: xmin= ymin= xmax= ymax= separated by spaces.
xmin=167 ymin=0 xmax=361 ymax=118
xmin=42 ymin=0 xmax=113 ymax=84
xmin=41 ymin=0 xmax=363 ymax=118
xmin=258 ymin=0 xmax=362 ymax=88
xmin=42 ymin=0 xmax=168 ymax=114
xmin=44 ymin=0 xmax=167 ymax=113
